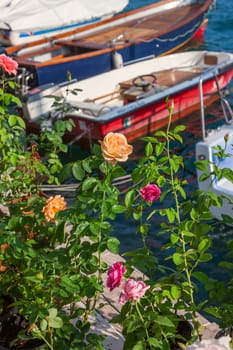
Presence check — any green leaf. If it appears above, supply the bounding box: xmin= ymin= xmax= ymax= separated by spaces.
xmin=82 ymin=160 xmax=92 ymax=173
xmin=173 ymin=125 xmax=186 ymax=133
xmin=155 ymin=142 xmax=165 ymax=156
xmin=8 ymin=114 xmax=17 ymax=126
xmin=192 ymin=271 xmax=209 ymax=284
xmin=172 ymin=253 xmax=184 ymax=266
xmin=145 ymin=142 xmax=153 ymax=157
xmin=72 ymin=162 xmax=85 ymax=180
xmin=48 ymin=316 xmax=63 ymax=329
xmin=107 ymin=237 xmax=120 ymax=254
xmin=40 ymin=319 xmax=48 ymax=331
xmin=48 ymin=308 xmax=57 ymax=317
xmin=178 ymin=186 xmax=186 ymax=200
xmin=132 ymin=341 xmax=144 ymax=350
xmin=156 ymin=315 xmax=175 ymax=327
xmin=170 ymin=233 xmax=178 ymax=244
xmin=125 ymin=189 xmax=135 ymax=207
xmin=154 ymin=130 xmax=166 ymax=138
xmin=199 ymin=253 xmax=212 ymax=262
xmin=204 ymin=306 xmax=221 ymax=319
xmin=171 ymin=285 xmax=181 ymax=300
xmin=164 ymin=208 xmax=176 ymax=223
xmin=111 ymin=204 xmax=125 ymax=214
xmin=198 ymin=238 xmax=211 ymax=253
xmin=82 ymin=177 xmax=97 ymax=191
xmin=148 ymin=337 xmax=160 ymax=347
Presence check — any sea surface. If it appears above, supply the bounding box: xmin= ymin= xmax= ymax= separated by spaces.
xmin=67 ymin=0 xmax=233 ymax=317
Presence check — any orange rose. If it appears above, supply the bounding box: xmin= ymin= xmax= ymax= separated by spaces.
xmin=42 ymin=195 xmax=67 ymax=222
xmin=1 ymin=243 xmax=9 ymax=252
xmin=0 ymin=261 xmax=7 ymax=272
xmin=100 ymin=132 xmax=133 ymax=165
xmin=0 ymin=243 xmax=9 ymax=272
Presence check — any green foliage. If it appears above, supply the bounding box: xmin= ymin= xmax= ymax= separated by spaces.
xmin=0 ymin=68 xmax=116 ymax=349
xmin=1 ymin=62 xmax=233 ymax=350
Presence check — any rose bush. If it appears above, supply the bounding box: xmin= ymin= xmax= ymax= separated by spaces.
xmin=1 ymin=53 xmax=233 ymax=349
xmin=0 ymin=55 xmax=113 ymax=349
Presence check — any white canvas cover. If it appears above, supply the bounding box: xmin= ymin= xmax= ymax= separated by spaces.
xmin=0 ymin=0 xmax=129 ymax=31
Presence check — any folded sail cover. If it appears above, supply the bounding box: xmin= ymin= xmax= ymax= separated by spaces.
xmin=0 ymin=0 xmax=129 ymax=31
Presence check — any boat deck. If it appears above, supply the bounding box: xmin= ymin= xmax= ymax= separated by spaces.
xmin=70 ymin=65 xmax=207 ymax=116
xmin=59 ymin=4 xmax=201 ymax=47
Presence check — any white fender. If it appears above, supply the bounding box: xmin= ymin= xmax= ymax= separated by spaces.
xmin=112 ymin=51 xmax=123 ymax=69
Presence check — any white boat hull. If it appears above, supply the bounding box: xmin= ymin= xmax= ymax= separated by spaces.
xmin=196 ymin=122 xmax=233 ymax=220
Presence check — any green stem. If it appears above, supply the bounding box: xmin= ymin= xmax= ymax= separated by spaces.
xmin=166 ymin=103 xmax=197 ymax=328
xmin=91 ymin=161 xmax=109 ymax=310
xmin=135 ymin=301 xmax=150 ymax=343
xmin=33 ymin=327 xmax=54 ymax=350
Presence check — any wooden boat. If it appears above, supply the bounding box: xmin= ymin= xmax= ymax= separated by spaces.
xmin=4 ymin=0 xmax=213 ymax=90
xmin=196 ymin=78 xmax=233 ymax=221
xmin=21 ymin=50 xmax=233 ymax=150
xmin=0 ymin=0 xmax=128 ymax=46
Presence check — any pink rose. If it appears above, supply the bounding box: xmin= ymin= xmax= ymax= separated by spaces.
xmin=119 ymin=279 xmax=150 ymax=305
xmin=0 ymin=54 xmax=18 ymax=75
xmin=107 ymin=262 xmax=126 ymax=291
xmin=140 ymin=184 xmax=161 ymax=202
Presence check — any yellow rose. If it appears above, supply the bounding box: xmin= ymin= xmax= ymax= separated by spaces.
xmin=100 ymin=132 xmax=133 ymax=165
xmin=42 ymin=195 xmax=67 ymax=222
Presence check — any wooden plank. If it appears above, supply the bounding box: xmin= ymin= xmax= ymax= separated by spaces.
xmin=78 ymin=3 xmax=201 ymax=45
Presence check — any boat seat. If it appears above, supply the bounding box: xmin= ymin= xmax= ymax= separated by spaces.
xmin=68 ymin=100 xmax=111 ymax=117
